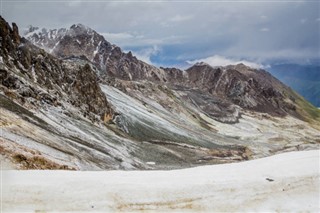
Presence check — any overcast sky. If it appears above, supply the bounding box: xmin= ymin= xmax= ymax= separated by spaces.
xmin=1 ymin=0 xmax=320 ymax=68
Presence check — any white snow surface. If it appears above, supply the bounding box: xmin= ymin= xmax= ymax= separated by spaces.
xmin=3 ymin=150 xmax=320 ymax=212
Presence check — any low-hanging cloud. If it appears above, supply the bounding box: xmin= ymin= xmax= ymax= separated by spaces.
xmin=187 ymin=55 xmax=264 ymax=69
xmin=128 ymin=45 xmax=161 ymax=65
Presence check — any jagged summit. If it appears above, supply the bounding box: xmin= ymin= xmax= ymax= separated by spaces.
xmin=24 ymin=23 xmax=167 ymax=82
xmin=190 ymin=62 xmax=257 ymax=72
xmin=193 ymin=61 xmax=212 ymax=67
xmin=24 ymin=23 xmax=92 ymax=39
xmin=24 ymin=23 xmax=108 ymax=58
xmin=70 ymin=23 xmax=89 ymax=30
xmin=0 ymin=16 xmax=112 ymax=121
xmin=185 ymin=63 xmax=299 ymax=116
xmin=24 ymin=25 xmax=39 ymax=33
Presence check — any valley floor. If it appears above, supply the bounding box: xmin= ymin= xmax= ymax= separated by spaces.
xmin=2 ymin=150 xmax=319 ymax=212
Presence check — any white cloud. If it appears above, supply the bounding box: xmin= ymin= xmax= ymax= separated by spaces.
xmin=102 ymin=32 xmax=136 ymax=40
xmin=169 ymin=15 xmax=193 ymax=22
xmin=300 ymin=18 xmax=307 ymax=24
xmin=67 ymin=1 xmax=82 ymax=7
xmin=260 ymin=28 xmax=270 ymax=32
xmin=101 ymin=31 xmax=184 ymax=48
xmin=129 ymin=45 xmax=161 ymax=64
xmin=160 ymin=15 xmax=193 ymax=28
xmin=3 ymin=1 xmax=319 ymax=66
xmin=187 ymin=55 xmax=264 ymax=69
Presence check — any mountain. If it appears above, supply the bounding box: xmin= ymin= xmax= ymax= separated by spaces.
xmin=1 ymin=21 xmax=113 ymax=120
xmin=25 ymin=25 xmax=317 ymax=121
xmin=24 ymin=24 xmax=167 ymax=82
xmin=269 ymin=63 xmax=320 ymax=107
xmin=1 ymin=16 xmax=319 ymax=170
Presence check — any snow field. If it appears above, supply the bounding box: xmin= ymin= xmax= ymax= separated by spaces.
xmin=2 ymin=150 xmax=319 ymax=212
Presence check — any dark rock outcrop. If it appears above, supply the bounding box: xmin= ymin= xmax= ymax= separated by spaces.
xmin=0 ymin=16 xmax=113 ymax=120
xmin=70 ymin=63 xmax=112 ymax=116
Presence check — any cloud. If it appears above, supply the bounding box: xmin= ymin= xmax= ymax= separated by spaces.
xmin=300 ymin=18 xmax=307 ymax=24
xmin=169 ymin=15 xmax=193 ymax=22
xmin=101 ymin=31 xmax=185 ymax=48
xmin=187 ymin=55 xmax=264 ymax=69
xmin=102 ymin=32 xmax=136 ymax=40
xmin=67 ymin=1 xmax=82 ymax=7
xmin=260 ymin=28 xmax=270 ymax=32
xmin=160 ymin=15 xmax=193 ymax=27
xmin=2 ymin=1 xmax=319 ymax=67
xmin=128 ymin=45 xmax=161 ymax=64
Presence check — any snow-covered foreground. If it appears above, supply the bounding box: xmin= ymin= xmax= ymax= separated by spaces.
xmin=2 ymin=150 xmax=320 ymax=212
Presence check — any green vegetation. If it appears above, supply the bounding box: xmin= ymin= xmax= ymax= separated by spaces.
xmin=289 ymin=89 xmax=320 ymax=129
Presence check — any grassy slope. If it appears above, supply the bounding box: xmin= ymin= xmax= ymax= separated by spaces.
xmin=282 ymin=77 xmax=320 ymax=107
xmin=289 ymin=89 xmax=320 ymax=130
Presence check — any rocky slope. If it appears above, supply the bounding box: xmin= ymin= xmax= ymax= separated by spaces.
xmin=0 ymin=17 xmax=112 ymax=121
xmin=163 ymin=62 xmax=320 ymax=124
xmin=25 ymin=25 xmax=319 ymax=123
xmin=1 ymin=16 xmax=319 ymax=170
xmin=185 ymin=63 xmax=298 ymax=116
xmin=25 ymin=24 xmax=167 ymax=82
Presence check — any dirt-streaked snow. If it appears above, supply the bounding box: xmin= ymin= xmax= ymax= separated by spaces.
xmin=2 ymin=150 xmax=319 ymax=212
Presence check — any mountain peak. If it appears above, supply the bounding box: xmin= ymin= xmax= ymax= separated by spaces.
xmin=69 ymin=23 xmax=93 ymax=35
xmin=193 ymin=61 xmax=211 ymax=67
xmin=225 ymin=63 xmax=257 ymax=72
xmin=23 ymin=23 xmax=167 ymax=82
xmin=24 ymin=25 xmax=39 ymax=35
xmin=70 ymin=23 xmax=87 ymax=29
xmin=0 ymin=16 xmax=21 ymax=46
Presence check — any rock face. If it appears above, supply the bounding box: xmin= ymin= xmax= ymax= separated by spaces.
xmin=184 ymin=63 xmax=298 ymax=117
xmin=0 ymin=16 xmax=112 ymax=120
xmin=156 ymin=63 xmax=304 ymax=122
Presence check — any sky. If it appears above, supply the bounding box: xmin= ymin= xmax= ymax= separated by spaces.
xmin=1 ymin=0 xmax=320 ymax=68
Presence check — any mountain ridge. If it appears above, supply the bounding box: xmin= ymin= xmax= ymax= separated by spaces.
xmin=24 ymin=24 xmax=168 ymax=82
xmin=1 ymin=16 xmax=319 ymax=170
xmin=24 ymin=23 xmax=319 ymax=122
xmin=269 ymin=63 xmax=320 ymax=107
